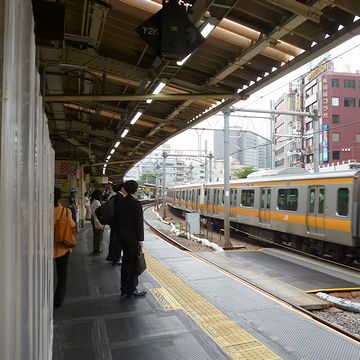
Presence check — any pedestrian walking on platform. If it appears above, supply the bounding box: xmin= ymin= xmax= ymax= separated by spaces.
xmin=116 ymin=180 xmax=146 ymax=297
xmin=90 ymin=189 xmax=104 ymax=254
xmin=54 ymin=187 xmax=76 ymax=308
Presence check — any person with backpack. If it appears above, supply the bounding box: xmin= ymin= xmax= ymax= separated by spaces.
xmin=106 ymin=183 xmax=126 ymax=265
xmin=54 ymin=187 xmax=76 ymax=308
xmin=90 ymin=189 xmax=104 ymax=254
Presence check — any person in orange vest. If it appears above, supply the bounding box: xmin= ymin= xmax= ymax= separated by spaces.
xmin=54 ymin=187 xmax=76 ymax=308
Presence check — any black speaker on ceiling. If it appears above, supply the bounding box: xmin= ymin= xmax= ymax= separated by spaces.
xmin=32 ymin=1 xmax=65 ymax=48
xmin=135 ymin=0 xmax=204 ymax=61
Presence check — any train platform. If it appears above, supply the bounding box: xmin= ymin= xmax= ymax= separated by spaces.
xmin=53 ymin=223 xmax=360 ymax=360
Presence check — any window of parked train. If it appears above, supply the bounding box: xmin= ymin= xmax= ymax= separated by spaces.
xmin=241 ymin=189 xmax=254 ymax=207
xmin=337 ymin=188 xmax=349 ymax=216
xmin=230 ymin=189 xmax=237 ymax=206
xmin=278 ymin=189 xmax=298 ymax=211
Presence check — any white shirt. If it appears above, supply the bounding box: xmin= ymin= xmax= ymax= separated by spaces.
xmin=84 ymin=196 xmax=90 ymax=207
xmin=90 ymin=199 xmax=101 ymax=216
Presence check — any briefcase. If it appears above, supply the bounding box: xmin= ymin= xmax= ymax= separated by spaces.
xmin=137 ymin=251 xmax=147 ymax=275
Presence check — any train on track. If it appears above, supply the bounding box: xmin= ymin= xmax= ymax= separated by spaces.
xmin=166 ymin=168 xmax=360 ymax=262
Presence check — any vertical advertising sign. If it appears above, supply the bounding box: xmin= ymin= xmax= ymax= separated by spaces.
xmin=323 ymin=124 xmax=329 ymax=162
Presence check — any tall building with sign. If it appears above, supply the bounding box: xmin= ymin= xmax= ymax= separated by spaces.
xmin=302 ymin=68 xmax=360 ymax=169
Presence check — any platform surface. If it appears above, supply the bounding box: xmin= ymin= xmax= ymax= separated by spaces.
xmin=53 ymin=223 xmax=360 ymax=360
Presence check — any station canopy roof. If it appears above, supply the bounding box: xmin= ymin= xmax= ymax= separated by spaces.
xmin=39 ymin=0 xmax=360 ymax=180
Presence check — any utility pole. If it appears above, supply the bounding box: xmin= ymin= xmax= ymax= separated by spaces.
xmin=270 ymin=100 xmax=276 ymax=169
xmin=208 ymin=152 xmax=213 ymax=182
xmin=204 ymin=140 xmax=208 ymax=182
xmin=162 ymin=151 xmax=167 ymax=218
xmin=222 ymin=109 xmax=231 ymax=248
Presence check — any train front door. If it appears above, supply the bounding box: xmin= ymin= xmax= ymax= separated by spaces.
xmin=307 ymin=187 xmax=325 ymax=234
xmin=259 ymin=188 xmax=271 ymax=225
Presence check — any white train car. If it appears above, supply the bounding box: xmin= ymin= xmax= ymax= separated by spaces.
xmin=167 ymin=169 xmax=360 ymax=262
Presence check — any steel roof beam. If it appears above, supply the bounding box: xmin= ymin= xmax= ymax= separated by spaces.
xmin=46 ymin=93 xmax=245 ymax=102
xmin=207 ymin=0 xmax=335 ymax=86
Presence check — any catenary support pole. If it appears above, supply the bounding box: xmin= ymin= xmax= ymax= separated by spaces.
xmin=223 ymin=110 xmax=231 ymax=248
xmin=270 ymin=100 xmax=276 ymax=169
xmin=205 ymin=140 xmax=208 ymax=182
xmin=162 ymin=151 xmax=167 ymax=218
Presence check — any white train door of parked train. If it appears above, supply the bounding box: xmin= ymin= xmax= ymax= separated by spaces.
xmin=259 ymin=188 xmax=271 ymax=225
xmin=307 ymin=187 xmax=325 ymax=234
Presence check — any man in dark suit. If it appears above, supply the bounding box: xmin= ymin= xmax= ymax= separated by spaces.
xmin=116 ymin=180 xmax=146 ymax=297
xmin=106 ymin=183 xmax=126 ymax=265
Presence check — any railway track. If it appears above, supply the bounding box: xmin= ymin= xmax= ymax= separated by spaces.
xmin=230 ymin=225 xmax=360 ymax=273
xmin=143 ymin=205 xmax=360 ymax=343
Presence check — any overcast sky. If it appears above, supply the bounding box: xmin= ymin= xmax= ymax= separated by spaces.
xmin=164 ymin=35 xmax=360 ymax=155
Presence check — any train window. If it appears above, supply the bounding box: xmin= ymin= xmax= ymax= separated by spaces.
xmin=221 ymin=190 xmax=224 ymax=205
xmin=267 ymin=191 xmax=271 ymax=209
xmin=337 ymin=188 xmax=349 ymax=216
xmin=261 ymin=189 xmax=265 ymax=208
xmin=278 ymin=189 xmax=298 ymax=211
xmin=309 ymin=189 xmax=315 ymax=212
xmin=230 ymin=189 xmax=234 ymax=206
xmin=182 ymin=191 xmax=185 ymax=200
xmin=207 ymin=189 xmax=211 ymax=205
xmin=241 ymin=190 xmax=254 ymax=207
xmin=319 ymin=188 xmax=325 ymax=214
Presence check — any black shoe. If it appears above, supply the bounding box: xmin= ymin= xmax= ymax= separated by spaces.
xmin=112 ymin=261 xmax=121 ymax=266
xmin=126 ymin=290 xmax=147 ymax=298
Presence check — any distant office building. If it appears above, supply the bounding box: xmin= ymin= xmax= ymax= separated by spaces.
xmin=214 ymin=129 xmax=271 ymax=169
xmin=274 ymin=90 xmax=303 ymax=168
xmin=214 ymin=157 xmax=244 ymax=181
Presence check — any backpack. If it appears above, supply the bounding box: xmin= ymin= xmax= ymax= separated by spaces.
xmin=97 ymin=195 xmax=116 ymax=225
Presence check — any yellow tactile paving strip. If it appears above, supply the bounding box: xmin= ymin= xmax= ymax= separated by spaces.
xmin=146 ymin=252 xmax=281 ymax=360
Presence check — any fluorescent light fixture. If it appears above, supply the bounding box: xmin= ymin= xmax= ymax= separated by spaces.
xmin=105 ymin=159 xmax=108 ymax=163
xmin=354 ymin=16 xmax=360 ymax=22
xmin=110 ymin=149 xmax=115 ymax=154
xmin=311 ymin=41 xmax=317 ymax=47
xmin=130 ymin=111 xmax=143 ymax=124
xmin=200 ymin=23 xmax=215 ymax=38
xmin=104 ymin=164 xmax=107 ymax=168
xmin=107 ymin=155 xmax=111 ymax=160
xmin=146 ymin=82 xmax=166 ymax=103
xmin=121 ymin=129 xmax=129 ymax=138
xmin=338 ymin=25 xmax=344 ymax=31
xmin=114 ymin=141 xmax=120 ymax=148
xmin=176 ymin=53 xmax=191 ymax=66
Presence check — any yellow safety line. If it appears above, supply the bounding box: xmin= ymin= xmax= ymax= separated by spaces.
xmin=306 ymin=287 xmax=360 ymax=294
xmin=145 ymin=252 xmax=281 ymax=360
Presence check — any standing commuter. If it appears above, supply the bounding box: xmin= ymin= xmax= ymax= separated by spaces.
xmin=90 ymin=189 xmax=104 ymax=254
xmin=84 ymin=192 xmax=91 ymax=220
xmin=116 ymin=180 xmax=146 ymax=297
xmin=68 ymin=188 xmax=78 ymax=223
xmin=54 ymin=187 xmax=75 ymax=308
xmin=106 ymin=183 xmax=125 ymax=265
